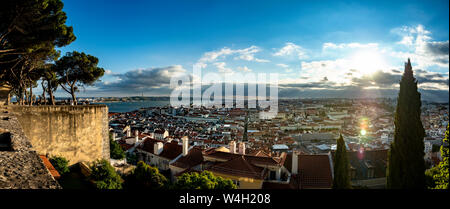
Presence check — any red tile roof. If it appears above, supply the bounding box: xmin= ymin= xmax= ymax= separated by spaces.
xmin=284 ymin=153 xmax=333 ymax=189
xmin=39 ymin=155 xmax=61 ymax=180
xmin=138 ymin=138 xmax=165 ymax=154
xmin=206 ymin=155 xmax=267 ymax=179
xmin=204 ymin=149 xmax=285 ymax=167
xmin=298 ymin=155 xmax=333 ymax=189
xmin=171 ymin=147 xmax=204 ymax=169
xmin=159 ymin=141 xmax=183 ymax=160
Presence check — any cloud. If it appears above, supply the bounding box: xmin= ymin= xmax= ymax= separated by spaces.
xmin=425 ymin=41 xmax=449 ymax=56
xmin=214 ymin=62 xmax=234 ymax=74
xmin=104 ymin=69 xmax=120 ymax=76
xmin=97 ymin=65 xmax=187 ymax=94
xmin=236 ymin=66 xmax=252 ymax=72
xmin=350 ymin=69 xmax=448 ymax=89
xmin=276 ymin=63 xmax=289 ymax=68
xmin=273 ymin=42 xmax=307 ymax=59
xmin=276 ymin=63 xmax=294 ymax=72
xmin=198 ymin=45 xmax=268 ymax=64
xmin=392 ymin=24 xmax=449 ymax=68
xmin=351 ymin=70 xmax=401 ymax=87
xmin=323 ymin=42 xmax=379 ymax=50
xmin=277 ymin=86 xmax=449 ymax=102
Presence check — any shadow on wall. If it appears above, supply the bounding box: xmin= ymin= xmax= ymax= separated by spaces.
xmin=9 ymin=105 xmax=110 ymax=165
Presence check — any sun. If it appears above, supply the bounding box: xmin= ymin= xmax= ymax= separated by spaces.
xmin=360 ymin=129 xmax=367 ymax=136
xmin=349 ymin=50 xmax=387 ymax=75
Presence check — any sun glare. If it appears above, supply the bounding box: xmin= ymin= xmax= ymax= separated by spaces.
xmin=360 ymin=129 xmax=367 ymax=136
xmin=350 ymin=50 xmax=387 ymax=75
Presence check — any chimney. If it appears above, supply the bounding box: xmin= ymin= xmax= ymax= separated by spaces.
xmin=238 ymin=142 xmax=245 ymax=155
xmin=154 ymin=142 xmax=163 ymax=155
xmin=135 ymin=129 xmax=139 ymax=137
xmin=229 ymin=141 xmax=236 ymax=154
xmin=112 ymin=132 xmax=116 ymax=141
xmin=182 ymin=136 xmax=189 ymax=156
xmin=126 ymin=128 xmax=131 ymax=137
xmin=292 ymin=151 xmax=298 ymax=175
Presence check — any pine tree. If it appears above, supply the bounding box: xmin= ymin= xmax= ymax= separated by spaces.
xmin=333 ymin=134 xmax=352 ymax=189
xmin=387 ymin=59 xmax=425 ymax=189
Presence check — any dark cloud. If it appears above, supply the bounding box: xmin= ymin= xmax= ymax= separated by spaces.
xmin=278 ymin=87 xmax=448 ymax=103
xmin=414 ymin=69 xmax=449 ymax=86
xmin=350 ymin=69 xmax=448 ymax=87
xmin=425 ymin=41 xmax=449 ymax=56
xmin=79 ymin=65 xmax=448 ymax=103
xmin=280 ymin=80 xmax=338 ymax=89
xmin=97 ymin=66 xmax=188 ymax=94
xmin=423 ymin=41 xmax=449 ymax=65
xmin=351 ymin=70 xmax=401 ymax=87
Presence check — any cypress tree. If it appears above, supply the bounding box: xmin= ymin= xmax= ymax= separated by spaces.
xmin=387 ymin=59 xmax=425 ymax=189
xmin=333 ymin=134 xmax=352 ymax=189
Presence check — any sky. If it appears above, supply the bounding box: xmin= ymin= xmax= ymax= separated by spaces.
xmin=53 ymin=0 xmax=449 ymax=101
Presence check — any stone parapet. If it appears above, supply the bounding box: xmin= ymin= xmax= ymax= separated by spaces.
xmin=0 ymin=106 xmax=61 ymax=189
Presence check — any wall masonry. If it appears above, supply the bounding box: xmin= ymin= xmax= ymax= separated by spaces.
xmin=9 ymin=105 xmax=110 ymax=165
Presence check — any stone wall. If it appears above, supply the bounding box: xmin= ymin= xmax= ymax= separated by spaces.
xmin=9 ymin=105 xmax=110 ymax=165
xmin=0 ymin=85 xmax=10 ymax=105
xmin=0 ymin=105 xmax=61 ymax=189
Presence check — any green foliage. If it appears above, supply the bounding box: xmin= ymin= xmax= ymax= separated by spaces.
xmin=110 ymin=138 xmax=125 ymax=160
xmin=124 ymin=161 xmax=168 ymax=189
xmin=425 ymin=166 xmax=439 ymax=189
xmin=174 ymin=171 xmax=237 ymax=189
xmin=332 ymin=134 xmax=352 ymax=189
xmin=429 ymin=125 xmax=449 ymax=189
xmin=126 ymin=152 xmax=138 ymax=165
xmin=89 ymin=159 xmax=123 ymax=189
xmin=55 ymin=51 xmax=104 ymax=104
xmin=387 ymin=59 xmax=426 ymax=189
xmin=1 ymin=0 xmax=75 ymax=87
xmin=49 ymin=156 xmax=69 ymax=175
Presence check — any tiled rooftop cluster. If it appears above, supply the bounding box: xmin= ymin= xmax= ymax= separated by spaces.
xmin=108 ymin=98 xmax=448 ymax=189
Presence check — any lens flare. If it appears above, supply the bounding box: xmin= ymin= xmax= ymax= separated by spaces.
xmin=360 ymin=129 xmax=367 ymax=136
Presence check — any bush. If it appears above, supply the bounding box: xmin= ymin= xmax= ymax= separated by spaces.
xmin=49 ymin=156 xmax=70 ymax=175
xmin=110 ymin=138 xmax=125 ymax=160
xmin=124 ymin=161 xmax=168 ymax=189
xmin=90 ymin=159 xmax=123 ymax=189
xmin=174 ymin=171 xmax=237 ymax=189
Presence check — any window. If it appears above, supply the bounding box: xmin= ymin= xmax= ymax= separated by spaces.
xmin=232 ymin=180 xmax=240 ymax=187
xmin=367 ymin=168 xmax=374 ymax=179
xmin=269 ymin=170 xmax=276 ymax=180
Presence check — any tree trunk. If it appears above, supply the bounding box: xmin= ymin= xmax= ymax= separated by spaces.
xmin=41 ymin=81 xmax=47 ymax=105
xmin=29 ymin=85 xmax=33 ymax=106
xmin=49 ymin=91 xmax=55 ymax=105
xmin=19 ymin=89 xmax=24 ymax=105
xmin=70 ymin=85 xmax=77 ymax=105
xmin=23 ymin=88 xmax=28 ymax=105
